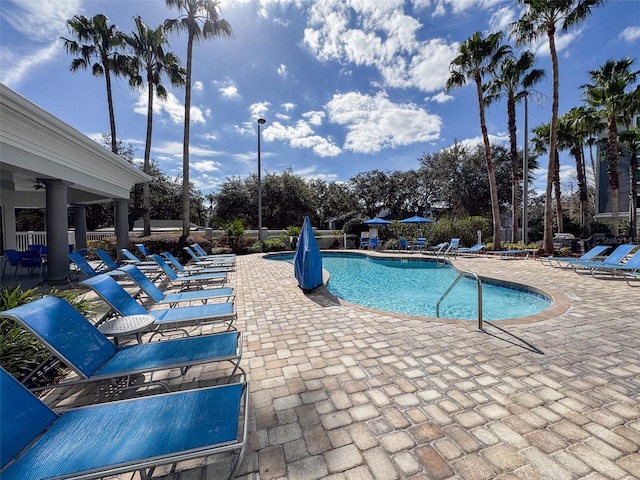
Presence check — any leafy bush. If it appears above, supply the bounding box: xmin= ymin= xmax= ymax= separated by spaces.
xmin=0 ymin=285 xmax=94 ymax=383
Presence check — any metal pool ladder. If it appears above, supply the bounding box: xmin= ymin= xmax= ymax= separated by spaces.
xmin=436 ymin=270 xmax=485 ymax=332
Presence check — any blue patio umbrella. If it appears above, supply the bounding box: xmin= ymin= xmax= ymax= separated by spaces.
xmin=399 ymin=215 xmax=433 ymax=224
xmin=362 ymin=217 xmax=392 ymax=225
xmin=294 ymin=216 xmax=323 ymax=292
xmin=400 ymin=215 xmax=433 ymax=240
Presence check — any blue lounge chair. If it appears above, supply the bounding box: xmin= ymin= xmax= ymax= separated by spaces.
xmin=136 ymin=243 xmax=151 ymax=257
xmin=443 ymin=238 xmax=460 ymax=257
xmin=2 ymin=249 xmax=43 ymax=277
xmin=0 ymin=367 xmax=249 ymax=480
xmin=424 ymin=242 xmax=447 ymax=254
xmin=183 ymin=246 xmax=236 ymax=266
xmin=359 ymin=237 xmax=369 ymax=249
xmin=398 ymin=238 xmax=408 ymax=251
xmin=119 ymin=264 xmax=235 ymax=307
xmin=457 ymin=244 xmax=485 ymax=256
xmin=81 ymin=274 xmax=237 ymax=333
xmin=411 ymin=238 xmax=427 ymax=251
xmin=94 ymin=248 xmax=121 ymax=272
xmin=162 ymin=251 xmax=233 ymax=275
xmin=369 ymin=237 xmax=379 ymax=250
xmin=0 ymin=297 xmax=242 ymax=393
xmin=193 ymin=243 xmax=236 ymax=260
xmin=568 ymin=244 xmax=636 ymax=272
xmin=582 ymin=248 xmax=640 ymax=277
xmin=150 ymin=254 xmax=227 ymax=290
xmin=539 ymin=245 xmax=610 ymax=268
xmin=68 ymin=252 xmax=124 ymax=284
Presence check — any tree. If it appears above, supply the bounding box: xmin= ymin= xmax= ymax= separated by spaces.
xmin=61 ymin=14 xmax=128 ymax=154
xmin=486 ymin=50 xmax=545 ymax=243
xmin=582 ymin=58 xmax=639 ymax=236
xmin=563 ymin=107 xmax=596 ymax=235
xmin=349 ymin=170 xmax=392 ymax=218
xmin=124 ymin=16 xmax=185 ymax=236
xmin=510 ymin=0 xmax=604 ymax=251
xmin=530 ymin=122 xmax=565 ymax=232
xmin=446 ymin=31 xmax=510 ymax=249
xmin=164 ymin=0 xmax=233 ymax=239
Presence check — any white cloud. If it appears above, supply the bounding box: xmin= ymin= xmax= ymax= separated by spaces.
xmin=326 ymin=91 xmax=442 ymax=153
xmin=193 ymin=81 xmax=204 ymax=91
xmin=133 ymin=88 xmax=205 ymax=125
xmin=428 ymin=91 xmax=453 ymax=103
xmin=619 ymin=26 xmax=640 ymax=42
xmin=454 ymin=133 xmax=510 ymax=151
xmin=277 ymin=63 xmax=287 ymax=76
xmin=3 ymin=0 xmax=80 ymax=41
xmin=250 ymin=101 xmax=270 ymax=120
xmin=302 ymin=110 xmax=325 ymax=126
xmin=261 ymin=118 xmax=341 ymax=157
xmin=532 ymin=28 xmax=583 ymax=58
xmin=489 ymin=6 xmax=516 ymax=33
xmin=0 ymin=41 xmax=60 ymax=87
xmin=220 ymin=85 xmax=239 ymax=98
xmin=282 ymin=102 xmax=296 ymax=111
xmin=303 ymin=1 xmax=459 ymax=93
xmin=192 ymin=159 xmax=223 ymax=173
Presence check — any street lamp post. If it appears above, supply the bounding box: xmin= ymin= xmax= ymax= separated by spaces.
xmin=257 ymin=118 xmax=266 ymax=241
xmin=517 ymin=91 xmax=529 ymax=245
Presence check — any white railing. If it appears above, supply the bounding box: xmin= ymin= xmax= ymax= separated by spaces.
xmin=14 ymin=231 xmax=116 ymax=251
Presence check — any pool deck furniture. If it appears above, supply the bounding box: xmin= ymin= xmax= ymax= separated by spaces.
xmin=183 ymin=246 xmax=236 ymax=266
xmin=568 ymin=243 xmax=636 ymax=272
xmin=456 ymin=244 xmax=485 ymax=256
xmin=539 ymin=244 xmax=609 ymax=267
xmin=579 ymin=248 xmax=640 ymax=277
xmin=150 ymin=254 xmax=227 ymax=290
xmin=97 ymin=314 xmax=155 ymax=346
xmin=0 ymin=367 xmax=249 ymax=480
xmin=81 ymin=274 xmax=237 ymax=334
xmin=0 ymin=296 xmax=243 ymax=394
xmin=16 ymin=252 xmax=640 ymax=479
xmin=161 ymin=251 xmax=233 ymax=275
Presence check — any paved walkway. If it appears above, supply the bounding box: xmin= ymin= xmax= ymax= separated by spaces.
xmin=46 ymin=252 xmax=640 ymax=479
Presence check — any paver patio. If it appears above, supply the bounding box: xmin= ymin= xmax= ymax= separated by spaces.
xmin=37 ymin=251 xmax=640 ymax=479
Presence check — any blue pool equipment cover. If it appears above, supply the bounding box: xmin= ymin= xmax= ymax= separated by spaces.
xmin=294 ymin=216 xmax=323 ymax=291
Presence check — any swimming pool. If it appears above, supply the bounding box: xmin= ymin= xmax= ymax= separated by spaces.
xmin=268 ymin=252 xmax=551 ymax=321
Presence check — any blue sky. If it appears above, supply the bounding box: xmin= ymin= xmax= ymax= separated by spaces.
xmin=1 ymin=0 xmax=639 ymax=196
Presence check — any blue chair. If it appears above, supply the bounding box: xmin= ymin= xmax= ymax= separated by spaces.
xmin=150 ymin=254 xmax=227 ymax=290
xmin=0 ymin=296 xmax=242 ymax=393
xmin=183 ymin=246 xmax=236 ymax=266
xmin=81 ymin=274 xmax=237 ymax=333
xmin=119 ymin=264 xmax=235 ymax=308
xmin=0 ymin=367 xmax=249 ymax=480
xmin=399 ymin=238 xmax=408 ymax=251
xmin=162 ymin=251 xmax=233 ymax=275
xmin=136 ymin=243 xmax=151 ymax=257
xmin=3 ymin=249 xmax=21 ymax=277
xmin=68 ymin=252 xmax=124 ymax=285
xmin=457 ymin=244 xmax=485 ymax=256
xmin=94 ymin=249 xmax=120 ymax=272
xmin=568 ymin=244 xmax=636 ymax=271
xmin=443 ymin=238 xmax=460 ymax=257
xmin=359 ymin=237 xmax=369 ymax=249
xmin=411 ymin=238 xmax=427 ymax=251
xmin=191 ymin=244 xmax=236 ymax=260
xmin=539 ymin=245 xmax=610 ymax=268
xmin=573 ymin=245 xmax=640 ymax=275
xmin=368 ymin=237 xmax=379 ymax=250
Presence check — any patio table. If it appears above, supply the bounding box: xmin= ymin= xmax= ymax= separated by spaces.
xmin=98 ymin=314 xmax=155 ymax=346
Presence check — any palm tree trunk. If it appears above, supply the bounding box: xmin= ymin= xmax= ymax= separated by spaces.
xmin=104 ymin=67 xmax=118 ymax=154
xmin=553 ymin=148 xmax=564 ymax=233
xmin=143 ymin=82 xmax=154 ymax=237
xmin=543 ymin=25 xmax=559 ymax=253
xmin=607 ymin=117 xmax=620 ymax=236
xmin=574 ymin=143 xmax=589 ymax=235
xmin=476 ymin=75 xmax=502 ymax=250
xmin=182 ymin=35 xmax=194 ymax=241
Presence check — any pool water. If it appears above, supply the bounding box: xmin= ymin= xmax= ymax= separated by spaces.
xmin=270 ymin=253 xmax=550 ymax=321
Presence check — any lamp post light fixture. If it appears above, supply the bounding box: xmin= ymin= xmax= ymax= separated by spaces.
xmin=257 ymin=118 xmax=266 ymax=241
xmin=516 ymin=91 xmax=529 ymax=245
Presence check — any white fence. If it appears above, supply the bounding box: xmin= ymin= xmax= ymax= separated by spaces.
xmin=14 ymin=231 xmax=116 ymax=251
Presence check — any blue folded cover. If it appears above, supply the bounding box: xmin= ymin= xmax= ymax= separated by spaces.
xmin=294 ymin=216 xmax=323 ymax=291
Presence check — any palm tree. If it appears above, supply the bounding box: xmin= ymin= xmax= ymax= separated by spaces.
xmin=531 ymin=122 xmax=565 ymax=232
xmin=560 ymin=109 xmax=590 ymax=234
xmin=510 ymin=0 xmax=605 ymax=252
xmin=124 ymin=16 xmax=185 ymax=236
xmin=581 ymin=58 xmax=639 ymax=236
xmin=61 ymin=14 xmax=128 ymax=154
xmin=446 ymin=31 xmax=510 ymax=250
xmin=486 ymin=50 xmax=545 ymax=243
xmin=164 ymin=0 xmax=233 ymax=240
xmin=619 ymin=127 xmax=639 ymax=242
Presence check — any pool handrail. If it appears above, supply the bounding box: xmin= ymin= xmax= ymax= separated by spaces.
xmin=436 ymin=270 xmax=484 ymax=332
